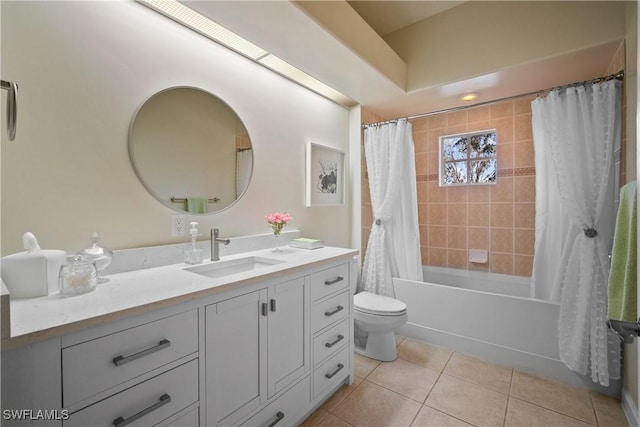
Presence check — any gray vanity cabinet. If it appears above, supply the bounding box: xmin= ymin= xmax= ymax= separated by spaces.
xmin=266 ymin=277 xmax=309 ymax=398
xmin=1 ymin=252 xmax=357 ymax=427
xmin=205 ymin=289 xmax=266 ymax=426
xmin=204 ymin=276 xmax=309 ymax=427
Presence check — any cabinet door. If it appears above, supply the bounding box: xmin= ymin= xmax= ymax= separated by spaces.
xmin=1 ymin=338 xmax=62 ymax=427
xmin=267 ymin=277 xmax=308 ymax=398
xmin=205 ymin=289 xmax=267 ymax=427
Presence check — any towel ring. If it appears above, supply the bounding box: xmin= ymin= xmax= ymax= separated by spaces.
xmin=1 ymin=80 xmax=18 ymax=141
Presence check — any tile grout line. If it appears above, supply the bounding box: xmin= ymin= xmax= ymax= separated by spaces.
xmin=508 ymin=395 xmax=600 ymax=426
xmin=589 ymin=393 xmax=602 ymax=427
xmin=423 ymin=350 xmax=456 ymax=405
xmin=503 ymin=369 xmax=514 ymax=427
xmin=350 ymin=338 xmax=613 ymax=427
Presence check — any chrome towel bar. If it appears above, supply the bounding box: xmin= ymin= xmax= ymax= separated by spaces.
xmin=607 ymin=319 xmax=640 ymax=344
xmin=1 ymin=80 xmax=18 ymax=141
xmin=169 ymin=196 xmax=220 ymax=203
xmin=170 ymin=197 xmax=220 ymax=203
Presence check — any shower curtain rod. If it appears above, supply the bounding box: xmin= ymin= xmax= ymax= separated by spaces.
xmin=362 ymin=70 xmax=625 ymax=129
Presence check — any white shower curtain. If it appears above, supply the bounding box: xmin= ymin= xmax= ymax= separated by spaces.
xmin=531 ymin=79 xmax=621 ymax=386
xmin=360 ymin=119 xmax=423 ymax=298
xmin=236 ymin=149 xmax=252 ymax=198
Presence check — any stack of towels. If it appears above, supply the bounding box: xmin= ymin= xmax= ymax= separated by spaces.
xmin=607 ymin=180 xmax=637 ymax=323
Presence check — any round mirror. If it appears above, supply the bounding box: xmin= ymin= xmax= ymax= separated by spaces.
xmin=128 ymin=87 xmax=253 ymax=214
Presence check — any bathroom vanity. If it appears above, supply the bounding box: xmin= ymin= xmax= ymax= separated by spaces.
xmin=1 ymin=246 xmax=358 ymax=427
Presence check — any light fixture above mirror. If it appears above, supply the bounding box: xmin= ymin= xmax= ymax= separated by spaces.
xmin=138 ymin=0 xmax=357 ymax=108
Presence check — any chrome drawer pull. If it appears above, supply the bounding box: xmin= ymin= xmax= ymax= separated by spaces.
xmin=325 ymin=363 xmax=344 ymax=379
xmin=266 ymin=411 xmax=285 ymax=427
xmin=112 ymin=339 xmax=171 ymax=366
xmin=113 ymin=393 xmax=171 ymax=427
xmin=325 ymin=334 xmax=344 ymax=348
xmin=324 ymin=305 xmax=344 ymax=317
xmin=324 ymin=276 xmax=344 ymax=286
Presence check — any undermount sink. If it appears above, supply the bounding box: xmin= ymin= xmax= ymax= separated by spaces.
xmin=184 ymin=256 xmax=285 ymax=279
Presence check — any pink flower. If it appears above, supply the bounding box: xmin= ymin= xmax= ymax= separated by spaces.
xmin=266 ymin=212 xmax=292 ymax=235
xmin=265 ymin=212 xmax=291 ymax=224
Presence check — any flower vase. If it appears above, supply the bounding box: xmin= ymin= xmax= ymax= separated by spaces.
xmin=273 ymin=233 xmax=282 ymax=253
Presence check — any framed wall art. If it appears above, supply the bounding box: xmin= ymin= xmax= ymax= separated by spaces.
xmin=305 ymin=142 xmax=345 ymax=206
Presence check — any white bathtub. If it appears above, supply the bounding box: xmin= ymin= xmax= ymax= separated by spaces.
xmin=394 ymin=266 xmax=621 ymax=396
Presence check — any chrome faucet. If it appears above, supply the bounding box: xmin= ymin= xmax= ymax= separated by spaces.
xmin=211 ymin=228 xmax=230 ymax=261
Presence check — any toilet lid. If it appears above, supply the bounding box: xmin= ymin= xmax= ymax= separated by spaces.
xmin=354 ymin=291 xmax=407 ymax=315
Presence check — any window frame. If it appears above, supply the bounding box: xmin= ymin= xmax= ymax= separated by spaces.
xmin=438 ymin=128 xmax=498 ymax=187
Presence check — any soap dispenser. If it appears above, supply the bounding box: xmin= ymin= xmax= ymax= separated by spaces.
xmin=184 ymin=222 xmax=203 ymax=265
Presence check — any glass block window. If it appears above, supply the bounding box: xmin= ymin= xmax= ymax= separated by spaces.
xmin=439 ymin=129 xmax=497 ymax=186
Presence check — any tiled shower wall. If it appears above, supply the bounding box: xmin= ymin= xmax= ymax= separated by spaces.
xmin=362 ymin=97 xmax=537 ymax=277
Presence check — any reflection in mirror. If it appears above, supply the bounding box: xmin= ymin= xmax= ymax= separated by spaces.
xmin=129 ymin=87 xmax=253 ymax=214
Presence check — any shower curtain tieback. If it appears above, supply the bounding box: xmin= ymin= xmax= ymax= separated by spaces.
xmin=584 ymin=228 xmax=597 ymax=238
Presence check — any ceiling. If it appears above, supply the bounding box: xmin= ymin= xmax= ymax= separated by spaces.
xmin=182 ymin=1 xmax=621 ymax=120
xmin=346 ymin=1 xmax=466 ymax=37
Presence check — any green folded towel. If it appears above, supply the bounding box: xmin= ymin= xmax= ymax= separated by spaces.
xmin=608 ymin=181 xmax=637 ymax=323
xmin=186 ymin=197 xmax=208 ymax=214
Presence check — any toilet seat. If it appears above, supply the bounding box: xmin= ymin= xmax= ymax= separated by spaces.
xmin=354 ymin=291 xmax=407 ymax=316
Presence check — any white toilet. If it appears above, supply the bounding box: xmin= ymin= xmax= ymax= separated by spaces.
xmin=353 ymin=291 xmax=408 ymax=361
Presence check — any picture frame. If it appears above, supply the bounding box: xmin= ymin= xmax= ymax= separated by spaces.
xmin=305 ymin=142 xmax=345 ymax=206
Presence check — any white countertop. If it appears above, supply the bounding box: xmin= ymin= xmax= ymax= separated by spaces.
xmin=2 ymin=246 xmax=358 ymax=350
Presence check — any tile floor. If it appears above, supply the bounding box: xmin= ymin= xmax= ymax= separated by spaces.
xmin=302 ymin=336 xmax=629 ymax=427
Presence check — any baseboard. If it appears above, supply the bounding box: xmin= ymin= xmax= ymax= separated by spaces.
xmin=398 ymin=322 xmax=622 ymax=397
xmin=622 ymin=388 xmax=639 ymax=427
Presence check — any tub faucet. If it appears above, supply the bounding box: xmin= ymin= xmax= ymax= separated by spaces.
xmin=211 ymin=228 xmax=230 ymax=261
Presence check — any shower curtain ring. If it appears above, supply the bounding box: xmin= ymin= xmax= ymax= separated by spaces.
xmin=584 ymin=228 xmax=598 ymax=238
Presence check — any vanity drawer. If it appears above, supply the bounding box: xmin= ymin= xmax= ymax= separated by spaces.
xmin=311 ymin=290 xmax=350 ymax=334
xmin=63 ymin=310 xmax=198 ymax=407
xmin=165 ymin=406 xmax=199 ymax=427
xmin=240 ymin=376 xmax=310 ymax=427
xmin=313 ymin=318 xmax=350 ymax=368
xmin=310 ymin=263 xmax=349 ymax=301
xmin=65 ymin=359 xmax=198 ymax=427
xmin=313 ymin=346 xmax=350 ymax=399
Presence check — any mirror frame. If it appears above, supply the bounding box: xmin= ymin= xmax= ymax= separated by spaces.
xmin=128 ymin=86 xmax=253 ymax=215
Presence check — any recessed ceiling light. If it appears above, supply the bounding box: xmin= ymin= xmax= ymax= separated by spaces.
xmin=460 ymin=92 xmax=479 ymax=102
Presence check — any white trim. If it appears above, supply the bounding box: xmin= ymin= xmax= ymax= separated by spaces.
xmin=398 ymin=322 xmax=622 ymax=396
xmin=622 ymin=388 xmax=639 ymax=427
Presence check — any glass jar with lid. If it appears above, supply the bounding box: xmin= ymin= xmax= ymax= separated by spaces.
xmin=58 ymin=255 xmax=98 ymax=296
xmin=81 ymin=232 xmax=112 ymax=283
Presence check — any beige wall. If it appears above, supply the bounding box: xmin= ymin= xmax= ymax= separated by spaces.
xmin=0 ymin=1 xmax=352 ymax=255
xmin=385 ymin=1 xmax=627 ymax=92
